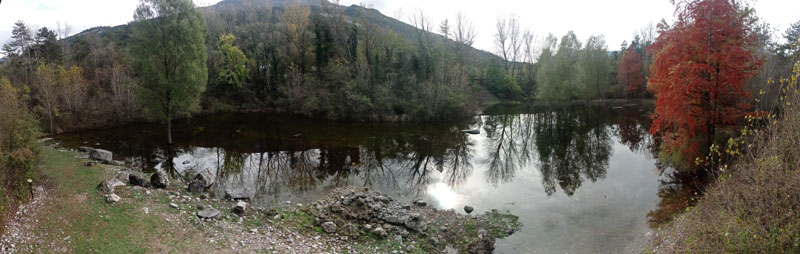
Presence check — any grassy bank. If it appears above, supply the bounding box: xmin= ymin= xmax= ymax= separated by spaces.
xmin=652 ymin=70 xmax=800 ymax=252
xmin=2 ymin=147 xmax=519 ymax=253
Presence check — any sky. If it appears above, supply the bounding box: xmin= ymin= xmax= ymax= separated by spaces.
xmin=0 ymin=0 xmax=798 ymax=56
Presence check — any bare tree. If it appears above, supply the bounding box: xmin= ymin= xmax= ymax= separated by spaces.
xmin=639 ymin=22 xmax=656 ymax=46
xmin=508 ymin=15 xmax=522 ymax=76
xmin=454 ymin=11 xmax=477 ymax=47
xmin=495 ymin=16 xmax=510 ymax=71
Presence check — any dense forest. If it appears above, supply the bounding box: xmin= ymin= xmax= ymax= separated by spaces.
xmin=0 ymin=0 xmax=674 ymax=134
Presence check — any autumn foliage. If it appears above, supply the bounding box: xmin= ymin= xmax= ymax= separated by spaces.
xmin=618 ymin=47 xmax=645 ymax=94
xmin=647 ymin=0 xmax=762 ymax=168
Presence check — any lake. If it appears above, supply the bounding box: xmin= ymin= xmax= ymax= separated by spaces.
xmin=55 ymin=103 xmax=667 ymax=253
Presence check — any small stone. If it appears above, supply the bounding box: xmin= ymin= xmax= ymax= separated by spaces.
xmin=170 ymin=203 xmax=179 ymax=209
xmin=373 ymin=227 xmax=388 ymax=238
xmin=197 ymin=207 xmax=222 ymax=219
xmin=143 ymin=207 xmax=149 ymax=215
xmin=406 ymin=245 xmax=417 ymax=252
xmin=322 ymin=221 xmax=337 ymax=233
xmin=464 ymin=205 xmax=474 ymax=214
xmin=477 ymin=229 xmax=488 ymax=238
xmin=431 ymin=237 xmax=440 ymax=246
xmin=413 ymin=200 xmax=427 ymax=207
xmin=440 ymin=226 xmax=448 ymax=232
xmin=233 ymin=201 xmax=248 ymax=215
xmin=106 ymin=194 xmax=121 ymax=203
xmin=197 ymin=203 xmax=206 ymax=210
xmin=364 ymin=224 xmax=372 ymax=230
xmin=341 ymin=223 xmax=358 ymax=237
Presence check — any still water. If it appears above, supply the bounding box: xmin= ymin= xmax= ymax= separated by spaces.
xmin=55 ymin=103 xmax=665 ymax=253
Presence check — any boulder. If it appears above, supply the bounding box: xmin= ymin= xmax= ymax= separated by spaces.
xmin=129 ymin=173 xmax=150 ymax=187
xmin=224 ymin=188 xmax=253 ymax=201
xmin=150 ymin=172 xmax=169 ymax=189
xmin=373 ymin=227 xmax=388 ymax=238
xmin=197 ymin=207 xmax=221 ymax=219
xmin=106 ymin=194 xmax=121 ymax=203
xmin=464 ymin=205 xmax=474 ymax=214
xmin=340 ymin=223 xmax=358 ymax=237
xmin=232 ymin=201 xmax=247 ymax=215
xmin=188 ymin=169 xmax=215 ymax=194
xmin=90 ymin=149 xmax=113 ymax=162
xmin=97 ymin=179 xmax=125 ymax=194
xmin=322 ymin=221 xmax=337 ymax=233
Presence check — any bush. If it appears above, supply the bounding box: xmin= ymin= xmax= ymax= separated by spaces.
xmin=0 ymin=78 xmax=41 ymax=230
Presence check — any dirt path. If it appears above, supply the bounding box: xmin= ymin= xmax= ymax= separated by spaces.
xmin=0 ymin=184 xmax=67 ymax=253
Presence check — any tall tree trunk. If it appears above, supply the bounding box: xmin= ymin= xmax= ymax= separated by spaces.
xmin=167 ymin=118 xmax=173 ymax=145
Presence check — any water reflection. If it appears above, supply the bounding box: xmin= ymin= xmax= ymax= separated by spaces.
xmin=57 ymin=105 xmax=659 ymax=204
xmin=55 ymin=104 xmax=669 ymax=253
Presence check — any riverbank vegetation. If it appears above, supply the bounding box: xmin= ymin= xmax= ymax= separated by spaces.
xmin=0 ymin=78 xmax=41 ymax=235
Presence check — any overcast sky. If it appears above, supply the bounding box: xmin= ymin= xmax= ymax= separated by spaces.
xmin=1 ymin=0 xmax=798 ymax=56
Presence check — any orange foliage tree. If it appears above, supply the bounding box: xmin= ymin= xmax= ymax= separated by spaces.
xmin=646 ymin=0 xmax=762 ymax=168
xmin=618 ymin=46 xmax=645 ymax=95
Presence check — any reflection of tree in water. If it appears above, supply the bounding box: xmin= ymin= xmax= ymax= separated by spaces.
xmin=615 ymin=107 xmax=655 ymax=157
xmin=483 ymin=114 xmax=536 ymax=186
xmin=481 ymin=106 xmax=616 ymax=195
xmin=534 ymin=107 xmax=612 ymax=196
xmin=647 ymin=169 xmax=709 ymax=228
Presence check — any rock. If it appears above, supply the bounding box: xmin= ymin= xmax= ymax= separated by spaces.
xmin=406 ymin=245 xmax=417 ymax=252
xmin=232 ymin=201 xmax=247 ymax=215
xmin=90 ymin=149 xmax=113 ymax=162
xmin=106 ymin=194 xmax=121 ymax=203
xmin=322 ymin=221 xmax=337 ymax=233
xmin=373 ymin=227 xmax=388 ymax=238
xmin=197 ymin=203 xmax=206 ymax=210
xmin=431 ymin=236 xmax=440 ymax=246
xmin=477 ymin=228 xmax=488 ymax=238
xmin=84 ymin=161 xmax=95 ymax=167
xmin=364 ymin=224 xmax=372 ymax=230
xmin=467 ymin=238 xmax=496 ymax=254
xmin=97 ymin=179 xmax=125 ymax=194
xmin=105 ymin=160 xmax=125 ymax=166
xmin=150 ymin=172 xmax=169 ymax=189
xmin=169 ymin=203 xmax=179 ymax=209
xmin=413 ymin=200 xmax=427 ymax=207
xmin=461 ymin=129 xmax=480 ymax=135
xmin=464 ymin=205 xmax=474 ymax=214
xmin=224 ymin=188 xmax=253 ymax=201
xmin=78 ymin=146 xmax=94 ymax=153
xmin=128 ymin=173 xmax=149 ymax=187
xmin=197 ymin=207 xmax=221 ymax=219
xmin=340 ymin=223 xmax=358 ymax=236
xmin=188 ymin=169 xmax=215 ymax=194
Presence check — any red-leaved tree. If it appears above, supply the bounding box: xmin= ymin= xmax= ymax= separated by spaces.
xmin=647 ymin=0 xmax=762 ymax=169
xmin=618 ymin=47 xmax=645 ymax=95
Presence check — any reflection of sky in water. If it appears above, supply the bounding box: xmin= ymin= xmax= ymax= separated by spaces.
xmin=55 ymin=106 xmax=660 ymax=253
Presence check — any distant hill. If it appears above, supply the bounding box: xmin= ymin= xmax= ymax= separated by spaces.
xmin=65 ymin=0 xmax=499 ymax=63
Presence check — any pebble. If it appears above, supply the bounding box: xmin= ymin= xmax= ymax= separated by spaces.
xmin=169 ymin=203 xmax=178 ymax=209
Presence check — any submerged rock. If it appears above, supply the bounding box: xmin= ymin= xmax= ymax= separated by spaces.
xmin=150 ymin=172 xmax=169 ymax=189
xmin=464 ymin=205 xmax=474 ymax=214
xmin=461 ymin=129 xmax=480 ymax=135
xmin=197 ymin=207 xmax=221 ymax=219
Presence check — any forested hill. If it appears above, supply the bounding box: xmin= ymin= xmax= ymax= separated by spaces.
xmin=55 ymin=0 xmax=498 ymax=122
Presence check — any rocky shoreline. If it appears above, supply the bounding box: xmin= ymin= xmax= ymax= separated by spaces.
xmin=77 ymin=146 xmax=521 ymax=253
